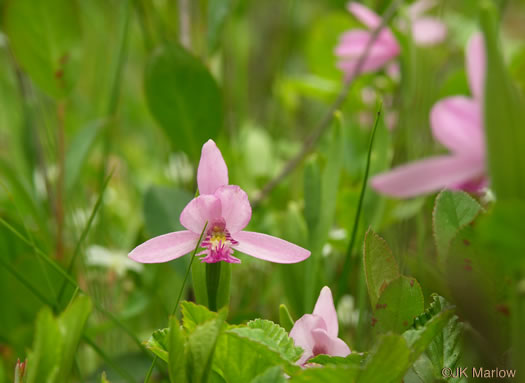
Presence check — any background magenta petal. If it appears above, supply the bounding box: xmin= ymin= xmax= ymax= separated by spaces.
xmin=197 ymin=139 xmax=229 ymax=195
xmin=312 ymin=287 xmax=339 ymax=338
xmin=128 ymin=230 xmax=199 ymax=263
xmin=233 ymin=231 xmax=311 ymax=263
xmin=371 ymin=155 xmax=485 ymax=198
xmin=347 ymin=2 xmax=381 ymax=29
xmin=466 ymin=32 xmax=486 ymax=101
xmin=311 ymin=328 xmax=351 ymax=357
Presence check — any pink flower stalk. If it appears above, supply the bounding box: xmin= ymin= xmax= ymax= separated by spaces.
xmin=408 ymin=0 xmax=447 ymax=46
xmin=290 ymin=286 xmax=350 ymax=365
xmin=335 ymin=2 xmax=400 ymax=78
xmin=129 ymin=140 xmax=311 ymax=264
xmin=371 ymin=33 xmax=486 ymax=198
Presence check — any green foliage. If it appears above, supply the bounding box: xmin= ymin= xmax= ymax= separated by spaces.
xmin=144 ymin=44 xmax=223 ymax=160
xmin=25 ymin=296 xmax=92 ymax=383
xmin=432 ymin=190 xmax=482 ymax=260
xmin=278 ymin=304 xmax=294 ymax=332
xmin=363 ymin=228 xmax=400 ymax=308
xmin=249 ymin=366 xmax=286 ymax=383
xmin=481 ymin=1 xmax=525 ymax=200
xmin=144 ymin=328 xmax=170 ymax=362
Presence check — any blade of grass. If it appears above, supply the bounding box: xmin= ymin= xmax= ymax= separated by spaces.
xmin=338 ymin=104 xmax=382 ymax=299
xmin=144 ymin=221 xmax=208 ymax=383
xmin=56 ymin=169 xmax=114 ymax=304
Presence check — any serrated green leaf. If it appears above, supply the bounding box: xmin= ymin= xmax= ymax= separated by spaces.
xmin=363 ymin=228 xmax=400 ymax=308
xmin=291 ymin=364 xmax=359 ymax=383
xmin=309 ymin=353 xmax=365 ymax=367
xmin=374 ymin=276 xmax=424 ymax=334
xmin=250 ymin=366 xmax=286 ymax=383
xmin=187 ymin=308 xmax=227 ymax=383
xmin=357 ymin=334 xmax=411 ymax=383
xmin=243 ymin=319 xmax=303 ymax=362
xmin=169 ymin=316 xmax=187 ymax=383
xmin=5 ymin=0 xmax=81 ymax=98
xmin=144 ymin=328 xmax=169 ymax=362
xmin=144 ymin=44 xmax=223 ymax=160
xmin=181 ymin=301 xmax=218 ymax=334
xmin=432 ymin=190 xmax=482 ymax=260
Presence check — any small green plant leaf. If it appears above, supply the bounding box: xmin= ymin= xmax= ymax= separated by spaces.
xmin=432 ymin=190 xmax=482 ymax=260
xmin=363 ymin=228 xmax=400 ymax=308
xmin=373 ymin=276 xmax=424 ymax=334
xmin=144 ymin=44 xmax=223 ymax=160
xmin=244 ymin=319 xmax=303 ymax=362
xmin=168 ymin=315 xmax=187 ymax=383
xmin=144 ymin=328 xmax=169 ymax=362
xmin=250 ymin=366 xmax=286 ymax=383
xmin=309 ymin=353 xmax=366 ymax=367
xmin=181 ymin=301 xmax=218 ymax=334
xmin=279 ymin=304 xmax=295 ymax=332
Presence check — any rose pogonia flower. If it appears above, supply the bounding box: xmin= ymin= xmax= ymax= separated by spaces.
xmin=290 ymin=286 xmax=350 ymax=365
xmin=408 ymin=0 xmax=447 ymax=46
xmin=335 ymin=2 xmax=400 ymax=78
xmin=129 ymin=140 xmax=311 ymax=264
xmin=371 ymin=33 xmax=486 ymax=198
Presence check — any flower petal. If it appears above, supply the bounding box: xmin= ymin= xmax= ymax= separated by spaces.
xmin=370 ymin=155 xmax=485 ymax=198
xmin=214 ymin=185 xmax=252 ymax=234
xmin=289 ymin=314 xmax=326 ymax=364
xmin=347 ymin=2 xmax=381 ymax=29
xmin=180 ymin=195 xmax=221 ymax=234
xmin=431 ymin=96 xmax=483 ymax=155
xmin=313 ymin=287 xmax=339 ymax=338
xmin=197 ymin=139 xmax=229 ymax=195
xmin=408 ymin=0 xmax=437 ymax=19
xmin=311 ymin=328 xmax=351 ymax=358
xmin=128 ymin=230 xmax=199 ymax=263
xmin=233 ymin=231 xmax=311 ymax=263
xmin=466 ymin=32 xmax=486 ymax=101
xmin=412 ymin=17 xmax=446 ymax=46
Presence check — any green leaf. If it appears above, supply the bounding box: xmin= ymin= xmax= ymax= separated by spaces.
xmin=187 ymin=308 xmax=228 ymax=383
xmin=5 ymin=0 xmax=81 ymax=98
xmin=290 ymin=365 xmax=359 ymax=383
xmin=432 ymin=190 xmax=482 ymax=260
xmin=168 ymin=316 xmax=187 ymax=383
xmin=101 ymin=372 xmax=111 ymax=383
xmin=207 ymin=0 xmax=232 ymax=54
xmin=373 ymin=276 xmax=424 ymax=334
xmin=243 ymin=319 xmax=303 ymax=363
xmin=181 ymin=301 xmax=218 ymax=334
xmin=250 ymin=366 xmax=286 ymax=383
xmin=192 ymin=259 xmax=209 ymax=307
xmin=357 ymin=334 xmax=411 ymax=383
xmin=309 ymin=353 xmax=365 ymax=367
xmin=481 ymin=1 xmax=525 ymax=200
xmin=144 ymin=328 xmax=169 ymax=362
xmin=143 ymin=186 xmax=193 ymax=237
xmin=144 ymin=44 xmax=223 ymax=160
xmin=363 ymin=228 xmax=400 ymax=308
xmin=278 ymin=304 xmax=294 ymax=332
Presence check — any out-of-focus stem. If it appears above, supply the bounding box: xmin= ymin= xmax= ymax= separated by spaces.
xmin=179 ymin=0 xmax=191 ymax=49
xmin=56 ymin=101 xmax=66 ymax=261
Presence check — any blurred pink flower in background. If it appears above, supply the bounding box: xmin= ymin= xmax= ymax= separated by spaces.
xmin=371 ymin=33 xmax=486 ymax=198
xmin=290 ymin=286 xmax=350 ymax=365
xmin=129 ymin=140 xmax=311 ymax=264
xmin=408 ymin=0 xmax=447 ymax=46
xmin=335 ymin=2 xmax=400 ymax=78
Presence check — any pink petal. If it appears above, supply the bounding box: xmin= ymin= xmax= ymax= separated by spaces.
xmin=431 ymin=96 xmax=484 ymax=156
xmin=412 ymin=17 xmax=447 ymax=46
xmin=128 ymin=230 xmax=199 ymax=263
xmin=233 ymin=231 xmax=311 ymax=263
xmin=370 ymin=155 xmax=485 ymax=198
xmin=313 ymin=287 xmax=339 ymax=338
xmin=335 ymin=30 xmax=398 ymax=57
xmin=289 ymin=314 xmax=326 ymax=364
xmin=180 ymin=195 xmax=221 ymax=234
xmin=347 ymin=2 xmax=381 ymax=29
xmin=197 ymin=139 xmax=229 ymax=195
xmin=466 ymin=32 xmax=486 ymax=101
xmin=214 ymin=185 xmax=252 ymax=234
xmin=311 ymin=329 xmax=351 ymax=358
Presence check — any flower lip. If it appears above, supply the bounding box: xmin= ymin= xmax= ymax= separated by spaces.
xmin=198 ymin=218 xmax=241 ymax=264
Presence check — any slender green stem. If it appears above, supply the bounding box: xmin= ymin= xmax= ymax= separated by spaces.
xmin=56 ymin=170 xmax=114 ymax=304
xmin=144 ymin=222 xmax=208 ymax=383
xmin=206 ymin=262 xmax=221 ymax=312
xmin=338 ymin=104 xmax=383 ymax=299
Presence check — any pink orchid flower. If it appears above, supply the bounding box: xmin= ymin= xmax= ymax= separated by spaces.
xmin=408 ymin=0 xmax=447 ymax=46
xmin=335 ymin=2 xmax=400 ymax=78
xmin=129 ymin=140 xmax=311 ymax=264
xmin=290 ymin=286 xmax=350 ymax=365
xmin=371 ymin=33 xmax=486 ymax=198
